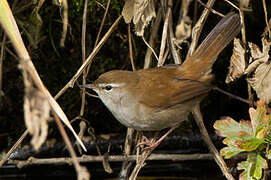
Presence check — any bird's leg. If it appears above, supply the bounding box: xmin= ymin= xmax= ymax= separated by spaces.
xmin=137 ymin=127 xmax=176 ymax=152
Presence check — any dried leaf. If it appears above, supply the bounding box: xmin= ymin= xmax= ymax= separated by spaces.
xmin=239 ymin=0 xmax=252 ymax=11
xmin=246 ymin=38 xmax=271 ymax=103
xmin=226 ymin=38 xmax=246 ymax=83
xmin=121 ymin=0 xmax=134 ymax=23
xmin=175 ymin=15 xmax=192 ymax=43
xmin=24 ymin=87 xmax=50 ymax=150
xmin=122 ymin=0 xmax=156 ymax=36
xmin=175 ymin=0 xmax=192 ymax=43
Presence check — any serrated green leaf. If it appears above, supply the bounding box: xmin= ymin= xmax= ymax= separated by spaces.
xmin=248 ymin=153 xmax=267 ymax=180
xmin=220 ymin=146 xmax=244 ymax=159
xmin=237 ymin=153 xmax=267 ymax=180
xmin=249 ymin=100 xmax=271 ymax=138
xmin=238 ymin=160 xmax=254 ymax=180
xmin=236 ymin=137 xmax=265 ymax=151
xmin=214 ymin=117 xmax=252 ymax=137
xmin=266 ymin=149 xmax=271 ymax=159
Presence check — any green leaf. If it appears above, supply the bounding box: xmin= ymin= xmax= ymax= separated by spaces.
xmin=238 ymin=160 xmax=254 ymax=180
xmin=249 ymin=100 xmax=271 ymax=138
xmin=266 ymin=149 xmax=271 ymax=159
xmin=214 ymin=117 xmax=252 ymax=137
xmin=238 ymin=153 xmax=267 ymax=180
xmin=220 ymin=146 xmax=244 ymax=159
xmin=235 ymin=136 xmax=265 ymax=151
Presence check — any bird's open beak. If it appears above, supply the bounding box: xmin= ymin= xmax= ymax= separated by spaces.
xmin=80 ymin=84 xmax=95 ymax=89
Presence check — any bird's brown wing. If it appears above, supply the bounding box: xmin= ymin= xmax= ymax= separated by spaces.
xmin=134 ymin=67 xmax=212 ymax=109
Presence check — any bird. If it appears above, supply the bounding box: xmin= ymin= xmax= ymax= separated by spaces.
xmin=83 ymin=12 xmax=241 ymax=149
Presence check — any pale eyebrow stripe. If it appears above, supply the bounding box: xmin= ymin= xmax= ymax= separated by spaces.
xmin=98 ymin=83 xmax=125 ymax=88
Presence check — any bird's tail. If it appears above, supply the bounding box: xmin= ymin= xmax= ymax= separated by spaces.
xmin=179 ymin=12 xmax=241 ymax=80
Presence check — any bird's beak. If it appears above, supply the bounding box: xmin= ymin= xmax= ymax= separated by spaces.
xmin=80 ymin=84 xmax=95 ymax=89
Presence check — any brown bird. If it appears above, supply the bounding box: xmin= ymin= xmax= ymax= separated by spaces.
xmin=83 ymin=12 xmax=241 ymax=148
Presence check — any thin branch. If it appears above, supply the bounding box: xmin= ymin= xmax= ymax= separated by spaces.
xmin=262 ymin=0 xmax=271 ymax=39
xmin=167 ymin=0 xmax=181 ymax=64
xmin=0 ymin=34 xmax=6 ymax=94
xmin=94 ymin=0 xmax=111 ymax=47
xmin=53 ymin=113 xmax=90 ymax=179
xmin=119 ymin=128 xmax=135 ymax=179
xmin=214 ymin=87 xmax=250 ymax=104
xmin=80 ymin=0 xmax=88 ymax=117
xmin=142 ymin=36 xmax=159 ymax=62
xmin=0 ymin=130 xmax=28 ymax=167
xmin=60 ymin=0 xmax=68 ymax=47
xmin=192 ymin=105 xmax=234 ymax=180
xmin=196 ymin=0 xmax=224 ymax=17
xmin=187 ymin=0 xmax=216 ymax=57
xmin=144 ymin=7 xmax=162 ymax=69
xmin=54 ymin=15 xmax=122 ymax=100
xmin=128 ymin=24 xmax=136 ymax=71
xmin=158 ymin=6 xmax=169 ymax=66
xmin=9 ymin=153 xmax=221 ymax=167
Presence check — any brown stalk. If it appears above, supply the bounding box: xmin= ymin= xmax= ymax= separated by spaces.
xmin=187 ymin=0 xmax=216 ymax=58
xmin=80 ymin=0 xmax=89 ymax=117
xmin=0 ymin=130 xmax=28 ymax=167
xmin=158 ymin=6 xmax=169 ymax=66
xmin=128 ymin=24 xmax=136 ymax=71
xmin=144 ymin=7 xmax=162 ymax=69
xmin=55 ymin=15 xmax=122 ymax=99
xmin=53 ymin=113 xmax=90 ymax=179
xmin=60 ymin=0 xmax=68 ymax=47
xmin=192 ymin=105 xmax=234 ymax=180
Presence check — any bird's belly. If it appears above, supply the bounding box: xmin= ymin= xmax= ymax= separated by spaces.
xmin=110 ymin=103 xmax=193 ymax=131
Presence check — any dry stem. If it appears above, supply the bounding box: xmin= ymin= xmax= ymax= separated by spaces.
xmin=192 ymin=105 xmax=234 ymax=180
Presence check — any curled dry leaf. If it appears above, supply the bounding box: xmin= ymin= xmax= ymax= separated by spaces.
xmin=24 ymin=86 xmax=51 ymax=150
xmin=239 ymin=0 xmax=252 ymax=11
xmin=226 ymin=38 xmax=246 ymax=83
xmin=122 ymin=0 xmax=156 ymax=36
xmin=247 ymin=38 xmax=271 ymax=103
xmin=175 ymin=0 xmax=192 ymax=43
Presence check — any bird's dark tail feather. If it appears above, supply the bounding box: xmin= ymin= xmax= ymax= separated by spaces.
xmin=180 ymin=12 xmax=242 ymax=77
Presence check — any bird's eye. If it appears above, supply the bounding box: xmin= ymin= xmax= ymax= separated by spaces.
xmin=105 ymin=85 xmax=112 ymax=91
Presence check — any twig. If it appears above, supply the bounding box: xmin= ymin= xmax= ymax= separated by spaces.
xmin=129 ymin=150 xmax=151 ymax=180
xmin=0 ymin=34 xmax=6 ymax=94
xmin=94 ymin=0 xmax=111 ymax=47
xmin=128 ymin=24 xmax=136 ymax=71
xmin=9 ymin=153 xmax=224 ymax=166
xmin=86 ymin=0 xmax=111 ymax=76
xmin=262 ymin=0 xmax=271 ymax=39
xmin=158 ymin=6 xmax=169 ymax=66
xmin=119 ymin=128 xmax=135 ymax=179
xmin=144 ymin=7 xmax=162 ymax=69
xmin=159 ymin=47 xmax=169 ymax=66
xmin=60 ymin=0 xmax=68 ymax=47
xmin=192 ymin=105 xmax=234 ymax=180
xmin=0 ymin=130 xmax=28 ymax=167
xmin=54 ymin=15 xmax=122 ymax=100
xmin=196 ymin=0 xmax=224 ymax=17
xmin=166 ymin=0 xmax=181 ymax=64
xmin=80 ymin=0 xmax=88 ymax=117
xmin=142 ymin=36 xmax=159 ymax=62
xmin=53 ymin=113 xmax=90 ymax=179
xmin=213 ymin=87 xmax=250 ymax=104
xmin=187 ymin=0 xmax=216 ymax=57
